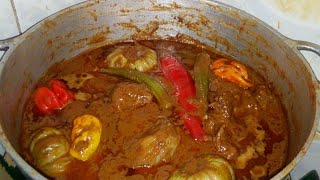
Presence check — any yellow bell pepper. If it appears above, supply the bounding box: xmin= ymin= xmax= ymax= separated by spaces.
xmin=69 ymin=115 xmax=102 ymax=161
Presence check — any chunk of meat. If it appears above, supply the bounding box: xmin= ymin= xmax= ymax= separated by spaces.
xmin=203 ymin=115 xmax=224 ymax=136
xmin=254 ymin=85 xmax=273 ymax=110
xmin=212 ymin=124 xmax=239 ymax=160
xmin=209 ymin=74 xmax=244 ymax=94
xmin=233 ymin=91 xmax=259 ymax=118
xmin=265 ymin=141 xmax=287 ymax=176
xmin=82 ymin=73 xmax=119 ymax=94
xmin=98 ymin=156 xmax=129 ymax=180
xmin=209 ymin=91 xmax=235 ymax=118
xmin=225 ymin=120 xmax=249 ymax=144
xmin=112 ymin=82 xmax=153 ymax=110
xmin=254 ymin=85 xmax=287 ymax=135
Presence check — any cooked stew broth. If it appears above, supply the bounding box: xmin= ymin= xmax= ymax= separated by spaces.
xmin=20 ymin=40 xmax=288 ymax=180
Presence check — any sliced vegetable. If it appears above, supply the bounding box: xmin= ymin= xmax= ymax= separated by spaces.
xmin=100 ymin=68 xmax=173 ymax=110
xmin=159 ymin=56 xmax=205 ymax=141
xmin=194 ymin=52 xmax=211 ymax=114
xmin=34 ymin=87 xmax=63 ymax=113
xmin=129 ymin=121 xmax=180 ymax=168
xmin=169 ymin=155 xmax=235 ymax=180
xmin=105 ymin=45 xmax=157 ymax=72
xmin=70 ymin=115 xmax=102 ymax=161
xmin=29 ymin=127 xmax=71 ymax=176
xmin=211 ymin=58 xmax=253 ymax=88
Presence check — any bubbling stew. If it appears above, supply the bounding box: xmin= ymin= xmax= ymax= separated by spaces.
xmin=20 ymin=40 xmax=288 ymax=180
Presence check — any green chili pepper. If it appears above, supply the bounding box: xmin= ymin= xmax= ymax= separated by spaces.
xmin=194 ymin=52 xmax=211 ymax=113
xmin=100 ymin=68 xmax=173 ymax=110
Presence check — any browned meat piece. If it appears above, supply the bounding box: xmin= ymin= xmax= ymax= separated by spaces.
xmin=81 ymin=73 xmax=119 ymax=94
xmin=254 ymin=85 xmax=274 ymax=110
xmin=265 ymin=141 xmax=287 ymax=176
xmin=213 ymin=124 xmax=239 ymax=160
xmin=254 ymin=85 xmax=287 ymax=135
xmin=233 ymin=91 xmax=259 ymax=118
xmin=203 ymin=115 xmax=224 ymax=136
xmin=111 ymin=82 xmax=153 ymax=110
xmin=209 ymin=73 xmax=244 ymax=94
xmin=208 ymin=91 xmax=235 ymax=118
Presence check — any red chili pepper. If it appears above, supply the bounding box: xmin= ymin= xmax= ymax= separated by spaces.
xmin=50 ymin=80 xmax=74 ymax=104
xmin=34 ymin=80 xmax=74 ymax=114
xmin=160 ymin=57 xmax=196 ymax=112
xmin=160 ymin=56 xmax=205 ymax=141
xmin=34 ymin=87 xmax=63 ymax=113
xmin=178 ymin=112 xmax=205 ymax=140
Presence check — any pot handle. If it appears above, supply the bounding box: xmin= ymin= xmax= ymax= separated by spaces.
xmin=284 ymin=37 xmax=320 ymax=58
xmin=284 ymin=38 xmax=320 ymax=136
xmin=0 ymin=45 xmax=9 ymax=52
xmin=285 ymin=38 xmax=320 ymax=83
xmin=0 ymin=36 xmax=19 ymax=61
xmin=0 ymin=43 xmax=9 ymax=61
xmin=292 ymin=40 xmax=320 ymax=56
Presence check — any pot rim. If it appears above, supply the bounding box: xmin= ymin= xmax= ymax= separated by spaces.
xmin=0 ymin=0 xmax=319 ymax=179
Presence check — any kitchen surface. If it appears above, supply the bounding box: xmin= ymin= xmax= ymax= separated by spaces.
xmin=0 ymin=0 xmax=319 ymax=179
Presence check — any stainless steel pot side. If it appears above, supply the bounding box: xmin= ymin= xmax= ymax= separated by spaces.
xmin=0 ymin=0 xmax=320 ymax=179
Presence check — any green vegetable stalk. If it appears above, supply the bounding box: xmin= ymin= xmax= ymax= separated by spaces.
xmin=100 ymin=68 xmax=173 ymax=110
xmin=194 ymin=52 xmax=211 ymax=114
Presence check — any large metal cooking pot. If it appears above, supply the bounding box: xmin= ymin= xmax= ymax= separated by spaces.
xmin=0 ymin=0 xmax=319 ymax=179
